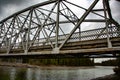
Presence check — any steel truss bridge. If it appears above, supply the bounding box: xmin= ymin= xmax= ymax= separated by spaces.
xmin=0 ymin=0 xmax=120 ymax=58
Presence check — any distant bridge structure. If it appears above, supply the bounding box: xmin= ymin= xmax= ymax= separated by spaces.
xmin=0 ymin=0 xmax=120 ymax=58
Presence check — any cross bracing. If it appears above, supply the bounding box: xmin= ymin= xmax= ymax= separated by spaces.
xmin=0 ymin=0 xmax=120 ymax=54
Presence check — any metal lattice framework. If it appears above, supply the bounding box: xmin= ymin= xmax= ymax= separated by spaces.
xmin=0 ymin=0 xmax=120 ymax=54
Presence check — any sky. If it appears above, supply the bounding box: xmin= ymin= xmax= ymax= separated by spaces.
xmin=0 ymin=0 xmax=46 ymax=20
xmin=0 ymin=0 xmax=120 ymax=63
xmin=0 ymin=0 xmax=120 ymax=22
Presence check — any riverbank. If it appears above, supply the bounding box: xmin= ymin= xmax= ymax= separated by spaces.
xmin=0 ymin=62 xmax=39 ymax=68
xmin=91 ymin=67 xmax=120 ymax=80
xmin=91 ymin=74 xmax=120 ymax=80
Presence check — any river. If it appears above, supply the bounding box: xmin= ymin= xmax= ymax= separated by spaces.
xmin=0 ymin=66 xmax=114 ymax=80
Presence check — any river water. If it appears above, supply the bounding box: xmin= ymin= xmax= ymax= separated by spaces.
xmin=0 ymin=66 xmax=114 ymax=80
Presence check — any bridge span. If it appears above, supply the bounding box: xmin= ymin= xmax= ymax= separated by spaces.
xmin=0 ymin=0 xmax=120 ymax=58
xmin=0 ymin=26 xmax=120 ymax=58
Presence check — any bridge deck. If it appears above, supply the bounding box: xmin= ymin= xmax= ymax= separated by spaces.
xmin=0 ymin=47 xmax=120 ymax=58
xmin=0 ymin=37 xmax=120 ymax=57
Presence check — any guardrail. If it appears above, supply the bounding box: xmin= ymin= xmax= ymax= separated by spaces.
xmin=0 ymin=26 xmax=120 ymax=49
xmin=35 ymin=26 xmax=119 ymax=45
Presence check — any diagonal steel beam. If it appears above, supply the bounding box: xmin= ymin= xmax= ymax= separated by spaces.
xmin=1 ymin=17 xmax=15 ymax=48
xmin=7 ymin=16 xmax=17 ymax=54
xmin=28 ymin=2 xmax=58 ymax=49
xmin=65 ymin=0 xmax=105 ymax=19
xmin=10 ymin=10 xmax=32 ymax=52
xmin=104 ymin=0 xmax=120 ymax=37
xmin=0 ymin=0 xmax=58 ymax=23
xmin=59 ymin=0 xmax=99 ymax=49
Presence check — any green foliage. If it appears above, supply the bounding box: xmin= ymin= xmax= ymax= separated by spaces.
xmin=101 ymin=59 xmax=118 ymax=66
xmin=0 ymin=57 xmax=94 ymax=66
xmin=29 ymin=58 xmax=94 ymax=66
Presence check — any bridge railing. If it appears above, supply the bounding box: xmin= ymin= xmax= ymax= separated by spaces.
xmin=68 ymin=26 xmax=119 ymax=42
xmin=0 ymin=26 xmax=119 ymax=49
xmin=32 ymin=26 xmax=119 ymax=46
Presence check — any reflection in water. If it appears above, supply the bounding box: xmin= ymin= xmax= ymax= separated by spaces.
xmin=0 ymin=66 xmax=114 ymax=80
xmin=9 ymin=68 xmax=16 ymax=80
xmin=35 ymin=69 xmax=41 ymax=80
xmin=0 ymin=67 xmax=9 ymax=80
xmin=15 ymin=68 xmax=26 ymax=80
xmin=26 ymin=68 xmax=33 ymax=80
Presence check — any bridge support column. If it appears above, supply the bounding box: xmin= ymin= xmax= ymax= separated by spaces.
xmin=24 ymin=50 xmax=28 ymax=54
xmin=52 ymin=48 xmax=59 ymax=54
xmin=107 ymin=39 xmax=112 ymax=48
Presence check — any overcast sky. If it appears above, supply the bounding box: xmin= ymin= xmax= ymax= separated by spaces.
xmin=0 ymin=0 xmax=47 ymax=20
xmin=0 ymin=0 xmax=120 ymax=62
xmin=0 ymin=0 xmax=120 ymax=22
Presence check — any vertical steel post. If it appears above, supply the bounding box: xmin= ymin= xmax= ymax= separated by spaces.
xmin=24 ymin=29 xmax=28 ymax=54
xmin=59 ymin=0 xmax=99 ymax=49
xmin=55 ymin=0 xmax=60 ymax=48
xmin=6 ymin=37 xmax=10 ymax=54
xmin=79 ymin=26 xmax=81 ymax=41
xmin=25 ymin=9 xmax=33 ymax=54
xmin=103 ymin=0 xmax=112 ymax=48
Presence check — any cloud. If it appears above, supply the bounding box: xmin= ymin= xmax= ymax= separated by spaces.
xmin=110 ymin=0 xmax=120 ymax=23
xmin=0 ymin=0 xmax=25 ymax=20
xmin=0 ymin=0 xmax=119 ymax=24
xmin=0 ymin=0 xmax=24 ymax=13
xmin=0 ymin=0 xmax=46 ymax=20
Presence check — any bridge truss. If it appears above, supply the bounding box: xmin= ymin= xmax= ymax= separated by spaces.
xmin=0 ymin=0 xmax=120 ymax=55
